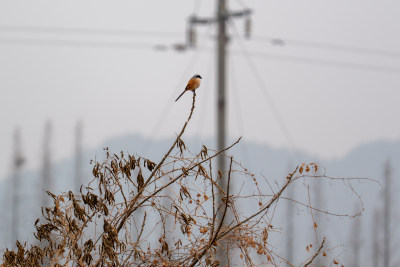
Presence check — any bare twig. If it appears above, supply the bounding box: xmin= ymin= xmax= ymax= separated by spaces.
xmin=218 ymin=167 xmax=298 ymax=240
xmin=117 ymin=91 xmax=197 ymax=233
xmin=304 ymin=237 xmax=326 ymax=267
xmin=188 ymin=157 xmax=233 ymax=267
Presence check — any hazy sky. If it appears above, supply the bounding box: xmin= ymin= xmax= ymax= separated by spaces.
xmin=1 ymin=0 xmax=400 ymax=180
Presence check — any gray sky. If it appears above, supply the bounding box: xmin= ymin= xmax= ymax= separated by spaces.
xmin=1 ymin=0 xmax=400 ymax=180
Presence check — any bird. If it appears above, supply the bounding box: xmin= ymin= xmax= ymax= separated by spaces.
xmin=175 ymin=74 xmax=202 ymax=102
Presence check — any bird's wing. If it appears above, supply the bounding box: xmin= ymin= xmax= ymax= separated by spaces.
xmin=186 ymin=79 xmax=195 ymax=90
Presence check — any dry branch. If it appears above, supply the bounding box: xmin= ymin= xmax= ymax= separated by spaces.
xmin=1 ymin=88 xmax=364 ymax=267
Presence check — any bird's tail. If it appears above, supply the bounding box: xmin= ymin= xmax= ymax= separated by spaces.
xmin=175 ymin=90 xmax=187 ymax=102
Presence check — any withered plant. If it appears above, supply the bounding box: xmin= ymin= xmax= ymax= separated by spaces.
xmin=2 ymin=92 xmax=363 ymax=266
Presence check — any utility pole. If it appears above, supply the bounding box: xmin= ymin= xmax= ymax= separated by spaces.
xmin=383 ymin=160 xmax=391 ymax=267
xmin=11 ymin=127 xmax=24 ymax=244
xmin=74 ymin=121 xmax=83 ymax=190
xmin=184 ymin=1 xmax=252 ymax=264
xmin=372 ymin=208 xmax=382 ymax=267
xmin=216 ymin=2 xmax=229 ymax=262
xmin=216 ymin=0 xmax=227 ymax=179
xmin=285 ymin=170 xmax=295 ymax=266
xmin=313 ymin=176 xmax=324 ymax=266
xmin=350 ymin=205 xmax=362 ymax=267
xmin=41 ymin=121 xmax=52 ymax=207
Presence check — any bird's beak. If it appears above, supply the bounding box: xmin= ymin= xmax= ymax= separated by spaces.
xmin=199 ymin=75 xmax=203 ymax=79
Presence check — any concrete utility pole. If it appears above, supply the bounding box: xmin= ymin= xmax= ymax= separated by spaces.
xmin=42 ymin=121 xmax=52 ymax=207
xmin=313 ymin=178 xmax=324 ymax=266
xmin=383 ymin=160 xmax=391 ymax=267
xmin=11 ymin=127 xmax=24 ymax=244
xmin=285 ymin=176 xmax=295 ymax=265
xmin=186 ymin=1 xmax=252 ymax=264
xmin=350 ymin=205 xmax=362 ymax=267
xmin=216 ymin=0 xmax=227 ymax=179
xmin=74 ymin=121 xmax=83 ymax=190
xmin=372 ymin=208 xmax=381 ymax=267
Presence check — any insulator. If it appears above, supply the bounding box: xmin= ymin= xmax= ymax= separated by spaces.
xmin=187 ymin=24 xmax=197 ymax=48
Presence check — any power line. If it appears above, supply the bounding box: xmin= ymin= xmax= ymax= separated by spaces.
xmin=231 ymin=49 xmax=400 ymax=74
xmin=0 ymin=24 xmax=182 ymax=38
xmin=252 ymin=35 xmax=400 ymax=59
xmin=0 ymin=37 xmax=164 ymax=50
xmin=2 ymin=35 xmax=398 ymax=74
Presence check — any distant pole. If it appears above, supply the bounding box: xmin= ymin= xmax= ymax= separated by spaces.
xmin=285 ymin=164 xmax=295 ymax=266
xmin=350 ymin=205 xmax=361 ymax=267
xmin=42 ymin=121 xmax=52 ymax=207
xmin=314 ymin=178 xmax=324 ymax=266
xmin=383 ymin=160 xmax=391 ymax=267
xmin=11 ymin=127 xmax=24 ymax=244
xmin=372 ymin=208 xmax=381 ymax=267
xmin=74 ymin=121 xmax=83 ymax=190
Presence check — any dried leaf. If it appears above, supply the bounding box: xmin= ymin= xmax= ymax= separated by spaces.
xmin=267 ymin=255 xmax=272 ymax=262
xmin=137 ymin=170 xmax=144 ymax=190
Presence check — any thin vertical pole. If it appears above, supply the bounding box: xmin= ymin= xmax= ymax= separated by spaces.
xmin=216 ymin=0 xmax=228 ymax=264
xmin=74 ymin=121 xmax=83 ymax=190
xmin=217 ymin=0 xmax=227 ymax=176
xmin=383 ymin=160 xmax=391 ymax=267
xmin=42 ymin=121 xmax=52 ymax=207
xmin=11 ymin=127 xmax=23 ymax=244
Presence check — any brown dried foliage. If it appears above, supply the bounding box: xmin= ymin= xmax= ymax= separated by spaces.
xmin=1 ymin=92 xmax=360 ymax=266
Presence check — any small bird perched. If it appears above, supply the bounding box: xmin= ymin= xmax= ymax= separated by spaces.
xmin=175 ymin=74 xmax=202 ymax=102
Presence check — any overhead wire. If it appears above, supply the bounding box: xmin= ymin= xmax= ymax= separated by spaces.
xmin=1 ymin=27 xmax=399 ymax=74
xmin=0 ymin=37 xmax=162 ymax=50
xmin=230 ymin=49 xmax=400 ymax=74
xmin=2 ymin=24 xmax=400 ymax=61
xmin=229 ymin=19 xmax=299 ymax=160
xmin=252 ymin=35 xmax=400 ymax=59
xmin=3 ymin=36 xmax=398 ymax=74
xmin=0 ymin=24 xmax=182 ymax=38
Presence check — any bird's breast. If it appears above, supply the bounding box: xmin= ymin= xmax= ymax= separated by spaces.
xmin=187 ymin=78 xmax=201 ymax=91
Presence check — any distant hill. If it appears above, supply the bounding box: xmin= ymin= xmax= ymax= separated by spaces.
xmin=1 ymin=134 xmax=398 ymax=265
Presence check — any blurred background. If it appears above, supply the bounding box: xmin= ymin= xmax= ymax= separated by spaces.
xmin=1 ymin=0 xmax=399 ymax=266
